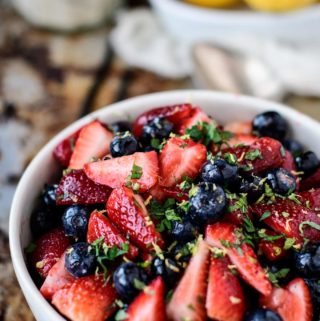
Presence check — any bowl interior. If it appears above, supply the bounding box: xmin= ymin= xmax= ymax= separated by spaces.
xmin=9 ymin=90 xmax=320 ymax=320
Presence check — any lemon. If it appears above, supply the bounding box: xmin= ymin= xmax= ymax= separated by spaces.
xmin=185 ymin=0 xmax=241 ymax=8
xmin=244 ymin=0 xmax=316 ymax=12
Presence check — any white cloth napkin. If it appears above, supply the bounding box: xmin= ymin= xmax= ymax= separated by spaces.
xmin=110 ymin=9 xmax=320 ymax=99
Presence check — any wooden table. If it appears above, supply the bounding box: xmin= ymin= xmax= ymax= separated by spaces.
xmin=0 ymin=1 xmax=319 ymax=319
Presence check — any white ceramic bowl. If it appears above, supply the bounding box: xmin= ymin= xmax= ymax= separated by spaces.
xmin=149 ymin=0 xmax=320 ymax=44
xmin=9 ymin=90 xmax=320 ymax=320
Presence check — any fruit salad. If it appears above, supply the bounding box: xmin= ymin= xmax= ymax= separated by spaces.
xmin=27 ymin=104 xmax=320 ymax=321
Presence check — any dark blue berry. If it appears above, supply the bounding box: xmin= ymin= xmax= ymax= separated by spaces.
xmin=283 ymin=139 xmax=303 ymax=157
xmin=62 ymin=205 xmax=89 ymax=239
xmin=110 ymin=132 xmax=138 ymax=158
xmin=201 ymin=159 xmax=238 ymax=185
xmin=188 ymin=183 xmax=227 ymax=225
xmin=141 ymin=117 xmax=173 ymax=145
xmin=294 ymin=244 xmax=320 ymax=277
xmin=236 ymin=174 xmax=264 ymax=201
xmin=295 ymin=151 xmax=319 ymax=176
xmin=113 ymin=262 xmax=149 ymax=302
xmin=30 ymin=207 xmax=58 ymax=237
xmin=252 ymin=111 xmax=287 ymax=141
xmin=265 ymin=168 xmax=296 ymax=195
xmin=41 ymin=184 xmax=58 ymax=206
xmin=110 ymin=121 xmax=132 ymax=134
xmin=245 ymin=308 xmax=283 ymax=321
xmin=170 ymin=218 xmax=199 ymax=243
xmin=65 ymin=242 xmax=96 ymax=277
xmin=151 ymin=256 xmax=181 ymax=287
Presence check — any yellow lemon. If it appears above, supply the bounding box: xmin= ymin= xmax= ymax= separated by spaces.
xmin=244 ymin=0 xmax=317 ymax=12
xmin=185 ymin=0 xmax=241 ymax=8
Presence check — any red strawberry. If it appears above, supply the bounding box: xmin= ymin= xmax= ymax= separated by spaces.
xmin=224 ymin=121 xmax=252 ymax=135
xmin=149 ymin=184 xmax=188 ymax=203
xmin=167 ymin=240 xmax=209 ymax=321
xmin=159 ymin=137 xmax=207 ymax=187
xmin=52 ymin=274 xmax=117 ymax=321
xmin=206 ymin=257 xmax=245 ymax=321
xmin=69 ymin=121 xmax=113 ymax=169
xmin=260 ymin=278 xmax=313 ymax=321
xmin=251 ymin=198 xmax=320 ymax=244
xmin=126 ymin=277 xmax=166 ymax=321
xmin=298 ymin=189 xmax=320 ymax=210
xmin=107 ymin=187 xmax=164 ymax=252
xmin=87 ymin=210 xmax=139 ymax=259
xmin=258 ymin=230 xmax=288 ymax=261
xmin=40 ymin=253 xmax=75 ymax=300
xmin=300 ymin=168 xmax=320 ymax=191
xmin=177 ymin=107 xmax=213 ymax=134
xmin=223 ymin=200 xmax=253 ymax=226
xmin=53 ymin=128 xmax=81 ymax=168
xmin=56 ymin=170 xmax=112 ymax=205
xmin=30 ymin=228 xmax=70 ymax=278
xmin=283 ymin=151 xmax=297 ymax=173
xmin=206 ymin=223 xmax=272 ymax=296
xmin=84 ymin=151 xmax=159 ymax=193
xmin=133 ymin=104 xmax=193 ymax=137
xmin=226 ymin=134 xmax=258 ymax=148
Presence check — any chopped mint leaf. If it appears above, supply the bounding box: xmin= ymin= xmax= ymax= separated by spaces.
xmin=260 ymin=211 xmax=272 ymax=221
xmin=244 ymin=149 xmax=262 ymax=161
xmin=151 ymin=138 xmax=161 ymax=149
xmin=115 ymin=309 xmax=128 ymax=321
xmin=280 ymin=145 xmax=286 ymax=157
xmin=228 ymin=193 xmax=248 ymax=214
xmin=299 ymin=221 xmax=320 ymax=235
xmin=130 ymin=164 xmax=143 ymax=179
xmin=284 ymin=237 xmax=296 ymax=250
xmin=288 ymin=193 xmax=301 ymax=205
xmin=133 ymin=278 xmax=146 ymax=290
xmin=268 ymin=268 xmax=290 ymax=285
xmin=224 ymin=153 xmax=237 ymax=165
xmin=25 ymin=242 xmax=36 ymax=254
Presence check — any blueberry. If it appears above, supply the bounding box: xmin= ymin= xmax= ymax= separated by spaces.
xmin=283 ymin=139 xmax=303 ymax=157
xmin=151 ymin=256 xmax=181 ymax=287
xmin=265 ymin=168 xmax=296 ymax=195
xmin=236 ymin=174 xmax=264 ymax=201
xmin=110 ymin=132 xmax=138 ymax=158
xmin=252 ymin=111 xmax=287 ymax=141
xmin=140 ymin=117 xmax=173 ymax=145
xmin=170 ymin=219 xmax=199 ymax=243
xmin=65 ymin=242 xmax=96 ymax=277
xmin=245 ymin=308 xmax=283 ymax=321
xmin=30 ymin=207 xmax=58 ymax=237
xmin=113 ymin=262 xmax=149 ymax=302
xmin=188 ymin=183 xmax=227 ymax=225
xmin=62 ymin=205 xmax=89 ymax=239
xmin=294 ymin=244 xmax=320 ymax=277
xmin=201 ymin=159 xmax=238 ymax=185
xmin=41 ymin=184 xmax=58 ymax=206
xmin=295 ymin=151 xmax=319 ymax=176
xmin=110 ymin=121 xmax=132 ymax=134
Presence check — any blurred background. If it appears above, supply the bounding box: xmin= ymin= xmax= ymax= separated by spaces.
xmin=0 ymin=0 xmax=319 ymax=318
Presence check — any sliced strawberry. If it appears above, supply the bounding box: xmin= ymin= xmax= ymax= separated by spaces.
xmin=29 ymin=228 xmax=70 ymax=278
xmin=56 ymin=170 xmax=112 ymax=205
xmin=53 ymin=128 xmax=81 ymax=167
xmin=87 ymin=210 xmax=139 ymax=259
xmin=167 ymin=240 xmax=209 ymax=321
xmin=177 ymin=107 xmax=214 ymax=134
xmin=226 ymin=134 xmax=258 ymax=148
xmin=107 ymin=187 xmax=164 ymax=252
xmin=251 ymin=198 xmax=320 ymax=244
xmin=206 ymin=222 xmax=272 ymax=296
xmin=159 ymin=137 xmax=206 ymax=187
xmin=69 ymin=121 xmax=113 ymax=169
xmin=206 ymin=256 xmax=245 ymax=321
xmin=260 ymin=278 xmax=313 ymax=321
xmin=84 ymin=151 xmax=159 ymax=193
xmin=224 ymin=121 xmax=252 ymax=135
xmin=258 ymin=230 xmax=288 ymax=261
xmin=52 ymin=274 xmax=117 ymax=321
xmin=149 ymin=184 xmax=188 ymax=203
xmin=300 ymin=168 xmax=320 ymax=191
xmin=298 ymin=189 xmax=320 ymax=210
xmin=133 ymin=104 xmax=193 ymax=137
xmin=40 ymin=252 xmax=75 ymax=300
xmin=126 ymin=277 xmax=166 ymax=321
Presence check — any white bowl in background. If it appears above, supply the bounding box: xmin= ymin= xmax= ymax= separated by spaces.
xmin=149 ymin=0 xmax=320 ymax=44
xmin=9 ymin=90 xmax=320 ymax=321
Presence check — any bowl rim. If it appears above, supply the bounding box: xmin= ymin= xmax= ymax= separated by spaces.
xmin=9 ymin=89 xmax=320 ymax=320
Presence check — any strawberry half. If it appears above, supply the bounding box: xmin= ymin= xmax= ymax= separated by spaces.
xmin=53 ymin=128 xmax=81 ymax=168
xmin=29 ymin=228 xmax=70 ymax=279
xmin=224 ymin=121 xmax=252 ymax=135
xmin=159 ymin=137 xmax=207 ymax=187
xmin=132 ymin=104 xmax=193 ymax=137
xmin=206 ymin=257 xmax=245 ymax=321
xmin=84 ymin=151 xmax=159 ymax=193
xmin=69 ymin=121 xmax=113 ymax=169
xmin=258 ymin=230 xmax=288 ymax=261
xmin=206 ymin=222 xmax=272 ymax=296
xmin=167 ymin=240 xmax=209 ymax=321
xmin=106 ymin=187 xmax=164 ymax=252
xmin=298 ymin=189 xmax=320 ymax=210
xmin=56 ymin=170 xmax=112 ymax=205
xmin=260 ymin=278 xmax=313 ymax=321
xmin=87 ymin=210 xmax=139 ymax=259
xmin=126 ymin=277 xmax=166 ymax=321
xmin=226 ymin=134 xmax=258 ymax=148
xmin=52 ymin=274 xmax=117 ymax=321
xmin=300 ymin=168 xmax=320 ymax=191
xmin=251 ymin=198 xmax=320 ymax=244
xmin=40 ymin=253 xmax=75 ymax=300
xmin=149 ymin=184 xmax=188 ymax=203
